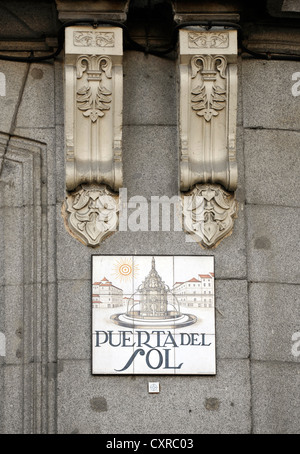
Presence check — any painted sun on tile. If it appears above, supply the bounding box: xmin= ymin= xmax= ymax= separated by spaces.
xmin=92 ymin=255 xmax=215 ymax=375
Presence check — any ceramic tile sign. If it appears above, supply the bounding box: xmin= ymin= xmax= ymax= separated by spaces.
xmin=92 ymin=255 xmax=215 ymax=375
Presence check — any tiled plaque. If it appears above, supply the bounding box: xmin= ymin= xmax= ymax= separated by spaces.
xmin=92 ymin=255 xmax=215 ymax=375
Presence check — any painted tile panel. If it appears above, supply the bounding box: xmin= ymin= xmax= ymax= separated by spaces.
xmin=92 ymin=255 xmax=215 ymax=375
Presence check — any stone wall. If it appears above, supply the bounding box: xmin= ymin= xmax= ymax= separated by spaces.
xmin=0 ymin=14 xmax=299 ymax=434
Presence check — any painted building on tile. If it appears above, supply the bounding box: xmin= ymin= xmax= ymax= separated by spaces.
xmin=173 ymin=273 xmax=214 ymax=308
xmin=92 ymin=277 xmax=123 ymax=308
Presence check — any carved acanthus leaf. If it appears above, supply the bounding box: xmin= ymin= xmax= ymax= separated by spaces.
xmin=191 ymin=55 xmax=227 ymax=122
xmin=76 ymin=55 xmax=112 ymax=122
xmin=76 ymin=84 xmax=112 ymax=122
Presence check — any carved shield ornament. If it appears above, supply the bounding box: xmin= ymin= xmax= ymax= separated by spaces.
xmin=63 ymin=185 xmax=119 ymax=247
xmin=182 ymin=184 xmax=238 ymax=248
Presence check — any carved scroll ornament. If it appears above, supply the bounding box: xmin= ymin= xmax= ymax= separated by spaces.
xmin=188 ymin=32 xmax=229 ymax=49
xmin=179 ymin=29 xmax=238 ymax=248
xmin=63 ymin=26 xmax=123 ymax=247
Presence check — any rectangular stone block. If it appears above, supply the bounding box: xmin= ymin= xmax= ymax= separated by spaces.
xmin=44 ymin=283 xmax=58 ymax=364
xmin=242 ymin=60 xmax=300 ymax=130
xmin=122 ymin=125 xmax=178 ymax=199
xmin=13 ymin=127 xmax=56 ymax=206
xmin=58 ymin=280 xmax=91 ymax=360
xmin=0 ymin=2 xmax=59 ymax=39
xmin=246 ymin=205 xmax=300 ymax=284
xmin=16 ymin=63 xmax=55 ymax=129
xmin=244 ymin=129 xmax=300 ymax=207
xmin=2 ymin=285 xmax=23 ymax=365
xmin=0 ymin=61 xmax=29 ymax=133
xmin=249 ymin=283 xmax=300 ymax=362
xmin=57 ymin=359 xmax=251 ymax=434
xmin=3 ymin=365 xmax=23 ymax=434
xmin=251 ymin=361 xmax=300 ymax=434
xmin=0 ymin=207 xmax=25 ymax=285
xmin=216 ymin=280 xmax=249 ymax=359
xmin=123 ymin=52 xmax=176 ymax=126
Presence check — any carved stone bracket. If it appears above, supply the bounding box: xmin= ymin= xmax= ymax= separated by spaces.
xmin=63 ymin=26 xmax=123 ymax=246
xmin=179 ymin=28 xmax=238 ymax=247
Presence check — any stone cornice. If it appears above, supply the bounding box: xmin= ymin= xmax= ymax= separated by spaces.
xmin=55 ymin=0 xmax=130 ymax=22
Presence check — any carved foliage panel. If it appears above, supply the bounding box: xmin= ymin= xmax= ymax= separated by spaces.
xmin=179 ymin=29 xmax=238 ymax=193
xmin=64 ymin=26 xmax=123 ymax=192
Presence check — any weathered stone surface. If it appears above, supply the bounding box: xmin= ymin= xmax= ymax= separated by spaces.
xmin=57 ymin=359 xmax=251 ymax=434
xmin=1 ymin=6 xmax=299 ymax=434
xmin=13 ymin=127 xmax=56 ymax=206
xmin=0 ymin=61 xmax=29 ymax=133
xmin=57 ymin=201 xmax=247 ymax=281
xmin=242 ymin=60 xmax=300 ymax=130
xmin=57 ymin=280 xmax=91 ymax=360
xmin=216 ymin=280 xmax=249 ymax=359
xmin=54 ymin=60 xmax=64 ymax=126
xmin=123 ymin=51 xmax=176 ymax=126
xmin=0 ymin=1 xmax=59 ymax=40
xmin=251 ymin=361 xmax=300 ymax=434
xmin=244 ymin=129 xmax=300 ymax=207
xmin=0 ymin=207 xmax=26 ymax=285
xmin=55 ymin=125 xmax=65 ymax=203
xmin=0 ymin=363 xmax=3 ymax=433
xmin=249 ymin=283 xmax=300 ymax=362
xmin=123 ymin=125 xmax=178 ymax=199
xmin=182 ymin=184 xmax=238 ymax=249
xmin=247 ymin=205 xmax=300 ymax=284
xmin=16 ymin=63 xmax=55 ymax=129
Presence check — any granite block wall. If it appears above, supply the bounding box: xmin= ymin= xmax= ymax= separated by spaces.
xmin=0 ymin=48 xmax=299 ymax=433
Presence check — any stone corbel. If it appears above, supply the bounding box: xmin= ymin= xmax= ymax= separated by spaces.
xmin=178 ymin=28 xmax=238 ymax=248
xmin=62 ymin=26 xmax=123 ymax=246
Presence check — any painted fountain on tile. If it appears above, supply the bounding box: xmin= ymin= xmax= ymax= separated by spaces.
xmin=92 ymin=255 xmax=215 ymax=374
xmin=111 ymin=257 xmax=197 ymax=329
